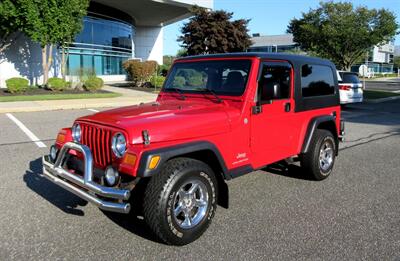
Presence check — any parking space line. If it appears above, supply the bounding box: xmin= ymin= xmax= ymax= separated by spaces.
xmin=5 ymin=113 xmax=47 ymax=148
xmin=87 ymin=109 xmax=99 ymax=113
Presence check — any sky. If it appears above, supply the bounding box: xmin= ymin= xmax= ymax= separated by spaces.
xmin=163 ymin=0 xmax=400 ymax=55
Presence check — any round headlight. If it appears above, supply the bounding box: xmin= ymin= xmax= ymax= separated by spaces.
xmin=112 ymin=133 xmax=126 ymax=158
xmin=72 ymin=123 xmax=81 ymax=142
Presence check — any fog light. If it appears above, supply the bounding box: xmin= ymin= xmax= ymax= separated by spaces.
xmin=50 ymin=145 xmax=58 ymax=162
xmin=105 ymin=166 xmax=119 ymax=186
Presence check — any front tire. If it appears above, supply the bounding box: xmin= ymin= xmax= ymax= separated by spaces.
xmin=143 ymin=158 xmax=218 ymax=245
xmin=301 ymin=129 xmax=337 ymax=180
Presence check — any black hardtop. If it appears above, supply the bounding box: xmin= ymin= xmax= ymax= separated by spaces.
xmin=174 ymin=52 xmax=339 ymax=112
xmin=175 ymin=52 xmax=335 ymax=67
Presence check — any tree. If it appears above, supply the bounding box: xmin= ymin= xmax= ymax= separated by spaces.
xmin=0 ymin=1 xmax=24 ymax=60
xmin=178 ymin=6 xmax=252 ymax=55
xmin=21 ymin=0 xmax=89 ymax=84
xmin=394 ymin=56 xmax=400 ymax=71
xmin=287 ymin=2 xmax=398 ymax=71
xmin=176 ymin=48 xmax=188 ymax=57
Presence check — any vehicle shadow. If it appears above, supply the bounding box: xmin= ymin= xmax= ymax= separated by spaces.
xmin=101 ymin=179 xmax=163 ymax=243
xmin=263 ymin=161 xmax=315 ymax=181
xmin=24 ymin=157 xmax=88 ymax=216
xmin=23 ymin=157 xmax=161 ymax=243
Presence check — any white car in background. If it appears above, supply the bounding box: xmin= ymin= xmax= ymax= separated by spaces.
xmin=337 ymin=71 xmax=363 ymax=104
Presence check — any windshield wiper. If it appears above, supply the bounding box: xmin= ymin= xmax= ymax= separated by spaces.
xmin=168 ymin=87 xmax=186 ymax=100
xmin=201 ymin=88 xmax=222 ymax=103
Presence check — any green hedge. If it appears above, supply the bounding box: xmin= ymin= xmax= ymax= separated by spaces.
xmin=6 ymin=77 xmax=29 ymax=93
xmin=84 ymin=76 xmax=104 ymax=92
xmin=150 ymin=75 xmax=165 ymax=88
xmin=47 ymin=77 xmax=68 ymax=91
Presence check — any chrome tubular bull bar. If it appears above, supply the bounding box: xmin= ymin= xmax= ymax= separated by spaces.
xmin=42 ymin=142 xmax=131 ymax=214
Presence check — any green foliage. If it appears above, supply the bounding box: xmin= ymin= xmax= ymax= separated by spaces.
xmin=158 ymin=64 xmax=171 ymax=76
xmin=47 ymin=77 xmax=67 ymax=91
xmin=123 ymin=60 xmax=158 ymax=86
xmin=72 ymin=68 xmax=96 ymax=83
xmin=150 ymin=75 xmax=166 ymax=88
xmin=394 ymin=56 xmax=400 ymax=69
xmin=163 ymin=55 xmax=175 ymax=67
xmin=6 ymin=77 xmax=29 ymax=93
xmin=21 ymin=0 xmax=89 ymax=47
xmin=172 ymin=77 xmax=186 ymax=88
xmin=0 ymin=1 xmax=23 ymax=53
xmin=84 ymin=76 xmax=104 ymax=92
xmin=178 ymin=6 xmax=252 ymax=55
xmin=287 ymin=2 xmax=398 ymax=70
xmin=176 ymin=48 xmax=188 ymax=57
xmin=19 ymin=0 xmax=89 ymax=84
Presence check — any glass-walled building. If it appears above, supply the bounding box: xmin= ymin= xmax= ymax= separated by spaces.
xmin=67 ymin=3 xmax=135 ymax=77
xmin=0 ymin=0 xmax=213 ymax=87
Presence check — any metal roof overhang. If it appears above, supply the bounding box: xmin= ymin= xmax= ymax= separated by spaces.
xmin=92 ymin=0 xmax=212 ymax=26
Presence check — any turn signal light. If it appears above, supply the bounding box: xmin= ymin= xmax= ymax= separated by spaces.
xmin=123 ymin=153 xmax=137 ymax=166
xmin=148 ymin=156 xmax=161 ymax=170
xmin=56 ymin=133 xmax=65 ymax=143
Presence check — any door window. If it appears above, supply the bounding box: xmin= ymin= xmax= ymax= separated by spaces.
xmin=258 ymin=62 xmax=292 ymax=103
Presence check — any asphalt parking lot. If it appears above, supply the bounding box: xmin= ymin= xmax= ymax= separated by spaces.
xmin=0 ymin=100 xmax=399 ymax=260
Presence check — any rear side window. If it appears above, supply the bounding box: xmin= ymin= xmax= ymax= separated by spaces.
xmin=339 ymin=73 xmax=360 ymax=84
xmin=301 ymin=64 xmax=335 ymax=97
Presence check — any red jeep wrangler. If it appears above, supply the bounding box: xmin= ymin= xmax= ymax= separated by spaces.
xmin=42 ymin=53 xmax=344 ymax=245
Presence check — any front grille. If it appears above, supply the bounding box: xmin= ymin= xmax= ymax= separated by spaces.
xmin=80 ymin=124 xmax=112 ymax=167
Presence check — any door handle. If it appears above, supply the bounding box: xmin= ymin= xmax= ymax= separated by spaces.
xmin=284 ymin=102 xmax=291 ymax=112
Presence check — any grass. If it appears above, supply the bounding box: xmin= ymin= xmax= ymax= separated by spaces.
xmin=364 ymin=90 xmax=400 ymax=100
xmin=0 ymin=92 xmax=121 ymax=102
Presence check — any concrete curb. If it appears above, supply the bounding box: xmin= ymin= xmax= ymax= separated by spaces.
xmin=0 ymin=100 xmax=154 ymax=113
xmin=0 ymin=84 xmax=158 ymax=113
xmin=365 ymin=95 xmax=400 ymax=104
xmin=0 ymin=96 xmax=157 ymax=113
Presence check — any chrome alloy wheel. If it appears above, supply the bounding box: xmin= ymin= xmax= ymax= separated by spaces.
xmin=319 ymin=140 xmax=334 ymax=172
xmin=173 ymin=179 xmax=209 ymax=229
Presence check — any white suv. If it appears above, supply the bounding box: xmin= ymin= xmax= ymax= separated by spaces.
xmin=337 ymin=71 xmax=363 ymax=104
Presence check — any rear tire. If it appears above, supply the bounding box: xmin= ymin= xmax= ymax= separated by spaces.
xmin=301 ymin=129 xmax=336 ymax=180
xmin=143 ymin=158 xmax=218 ymax=245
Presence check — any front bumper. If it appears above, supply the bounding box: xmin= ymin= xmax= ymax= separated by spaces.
xmin=42 ymin=142 xmax=131 ymax=214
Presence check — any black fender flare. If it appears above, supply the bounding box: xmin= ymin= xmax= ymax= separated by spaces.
xmin=301 ymin=115 xmax=339 ymax=155
xmin=136 ymin=141 xmax=229 ymax=178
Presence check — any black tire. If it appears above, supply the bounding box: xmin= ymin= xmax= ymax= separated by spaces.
xmin=301 ymin=129 xmax=336 ymax=180
xmin=143 ymin=157 xmax=218 ymax=245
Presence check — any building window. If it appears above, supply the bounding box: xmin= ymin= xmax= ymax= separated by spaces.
xmin=301 ymin=64 xmax=335 ymax=97
xmin=67 ymin=15 xmax=133 ymax=76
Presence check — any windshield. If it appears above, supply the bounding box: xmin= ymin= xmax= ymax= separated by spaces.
xmin=339 ymin=72 xmax=360 ymax=84
xmin=164 ymin=59 xmax=252 ymax=96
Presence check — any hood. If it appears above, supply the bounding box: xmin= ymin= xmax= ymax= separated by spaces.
xmin=78 ymin=100 xmax=235 ymax=144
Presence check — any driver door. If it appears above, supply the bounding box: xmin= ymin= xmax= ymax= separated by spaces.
xmin=250 ymin=61 xmax=297 ymax=167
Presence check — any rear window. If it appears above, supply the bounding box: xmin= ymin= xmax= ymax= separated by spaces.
xmin=301 ymin=64 xmax=335 ymax=97
xmin=339 ymin=73 xmax=360 ymax=84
